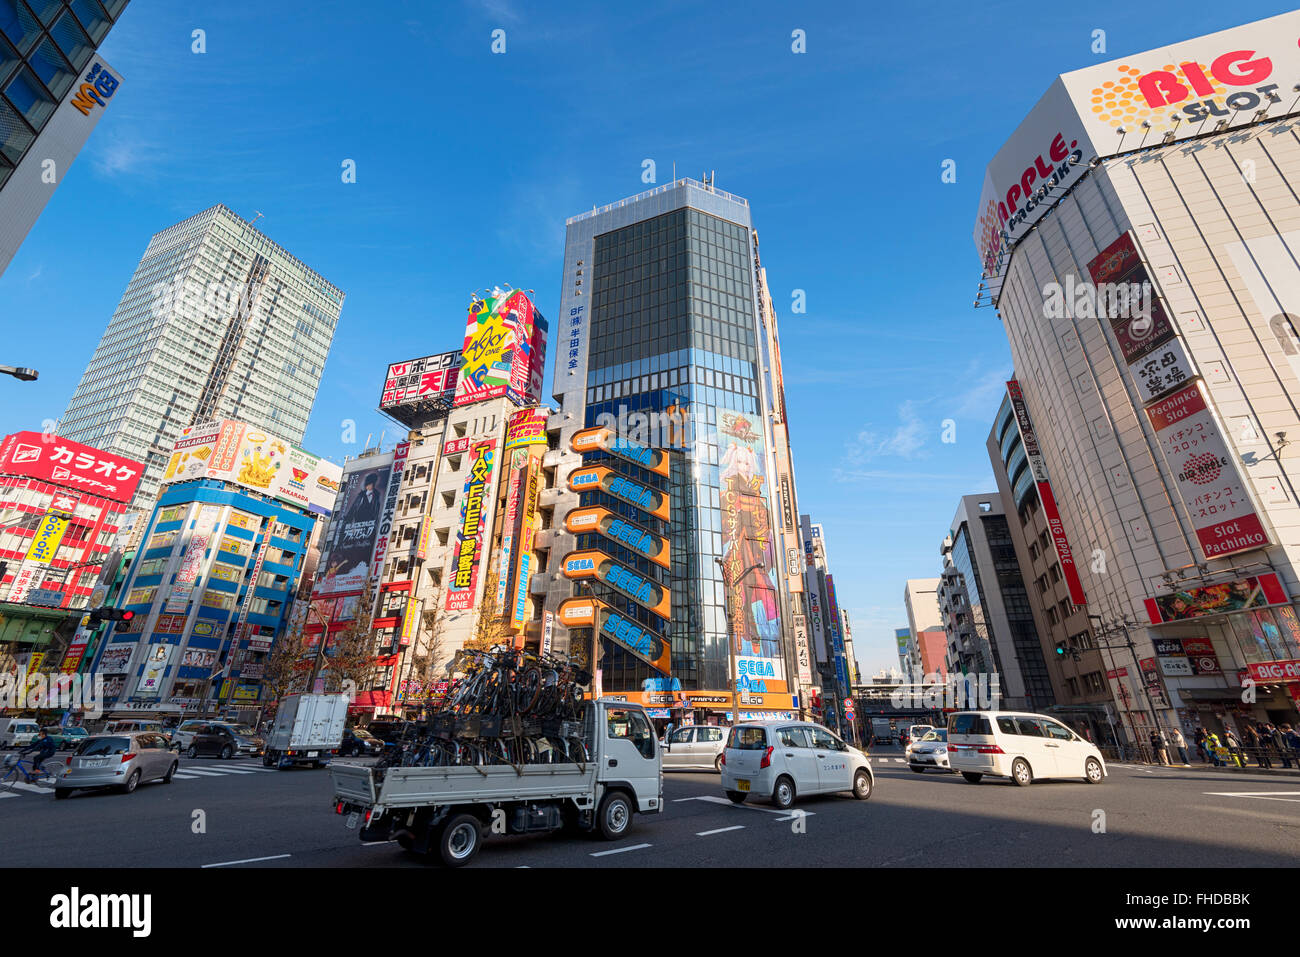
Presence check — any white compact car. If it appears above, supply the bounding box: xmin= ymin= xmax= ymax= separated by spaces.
xmin=908 ymin=728 xmax=951 ymax=772
xmin=947 ymin=711 xmax=1107 ymax=786
xmin=661 ymin=725 xmax=727 ymax=771
xmin=720 ymin=720 xmax=873 ymax=808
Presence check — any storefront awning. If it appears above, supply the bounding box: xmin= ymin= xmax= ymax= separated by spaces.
xmin=349 ymin=691 xmax=392 ymax=710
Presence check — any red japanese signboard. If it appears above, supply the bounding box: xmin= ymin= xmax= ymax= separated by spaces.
xmin=0 ymin=432 xmax=144 ymax=504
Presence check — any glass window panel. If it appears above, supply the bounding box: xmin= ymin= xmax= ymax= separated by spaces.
xmin=28 ymin=38 xmax=74 ymax=100
xmin=0 ymin=92 xmax=33 ymax=163
xmin=27 ymin=0 xmax=57 ymax=24
xmin=0 ymin=0 xmax=40 ymax=54
xmin=51 ymin=9 xmax=94 ymax=69
xmin=68 ymin=0 xmax=109 ymax=44
xmin=5 ymin=64 xmax=56 ymax=129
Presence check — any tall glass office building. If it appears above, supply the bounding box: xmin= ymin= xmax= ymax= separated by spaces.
xmin=545 ymin=179 xmax=800 ymax=722
xmin=60 ymin=204 xmax=345 ymax=508
xmin=0 ymin=0 xmax=130 ymax=275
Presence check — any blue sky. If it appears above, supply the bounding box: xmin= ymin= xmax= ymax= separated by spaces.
xmin=0 ymin=0 xmax=1291 ymax=677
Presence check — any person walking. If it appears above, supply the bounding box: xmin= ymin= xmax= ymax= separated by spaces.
xmin=1169 ymin=727 xmax=1190 ymax=766
xmin=1283 ymin=724 xmax=1300 ymax=767
xmin=1205 ymin=730 xmax=1223 ymax=766
xmin=1149 ymin=728 xmax=1169 ymax=766
xmin=1268 ymin=723 xmax=1292 ymax=769
xmin=1245 ymin=724 xmax=1271 ymax=768
xmin=1224 ymin=728 xmax=1245 ymax=767
xmin=1194 ymin=727 xmax=1209 ymax=763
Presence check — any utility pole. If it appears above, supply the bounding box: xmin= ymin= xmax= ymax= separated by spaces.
xmin=716 ymin=555 xmax=763 ymax=727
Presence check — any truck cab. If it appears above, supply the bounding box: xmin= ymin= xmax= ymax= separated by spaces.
xmin=330 ymin=699 xmax=663 ymax=866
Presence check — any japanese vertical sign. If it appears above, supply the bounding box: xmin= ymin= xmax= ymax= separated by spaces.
xmin=446 ymin=441 xmax=497 ymax=612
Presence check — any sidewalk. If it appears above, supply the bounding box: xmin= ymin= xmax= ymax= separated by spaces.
xmin=1116 ymin=758 xmax=1300 ymax=777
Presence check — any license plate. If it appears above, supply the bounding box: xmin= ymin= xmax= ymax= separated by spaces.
xmin=82 ymin=759 xmax=107 ymax=768
xmin=307 ymin=751 xmax=318 ymax=758
xmin=345 ymin=812 xmax=359 ymax=830
xmin=737 ymin=779 xmax=750 ymax=792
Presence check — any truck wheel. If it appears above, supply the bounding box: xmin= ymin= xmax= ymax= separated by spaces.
xmin=263 ymin=754 xmax=274 ymax=768
xmin=438 ymin=813 xmax=482 ymax=867
xmin=597 ymin=791 xmax=632 ymax=840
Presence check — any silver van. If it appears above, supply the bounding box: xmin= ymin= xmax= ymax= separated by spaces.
xmin=0 ymin=718 xmax=40 ymax=749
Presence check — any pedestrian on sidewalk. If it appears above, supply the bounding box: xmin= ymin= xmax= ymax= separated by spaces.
xmin=1283 ymin=724 xmax=1300 ymax=767
xmin=1245 ymin=724 xmax=1271 ymax=768
xmin=1149 ymin=728 xmax=1169 ymax=766
xmin=1169 ymin=727 xmax=1190 ymax=766
xmin=1194 ymin=727 xmax=1209 ymax=763
xmin=1205 ymin=730 xmax=1223 ymax=766
xmin=1269 ymin=724 xmax=1293 ymax=769
xmin=1224 ymin=728 xmax=1245 ymax=767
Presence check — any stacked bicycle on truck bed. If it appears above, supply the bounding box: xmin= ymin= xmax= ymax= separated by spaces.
xmin=378 ymin=646 xmax=592 ymax=771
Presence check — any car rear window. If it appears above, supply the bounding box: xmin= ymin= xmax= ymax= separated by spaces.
xmin=948 ymin=714 xmax=992 ymax=736
xmin=726 ymin=727 xmax=768 ymax=750
xmin=77 ymin=737 xmax=130 ymax=756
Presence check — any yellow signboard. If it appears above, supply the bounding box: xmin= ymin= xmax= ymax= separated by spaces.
xmin=26 ymin=512 xmax=69 ymax=565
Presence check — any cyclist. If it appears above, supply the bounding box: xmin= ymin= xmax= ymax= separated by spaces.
xmin=20 ymin=729 xmax=57 ymax=782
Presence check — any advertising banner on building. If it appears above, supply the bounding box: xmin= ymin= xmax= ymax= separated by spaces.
xmin=564 ymin=506 xmax=670 ymax=569
xmin=570 ymin=426 xmax=671 ymax=477
xmin=317 ymin=459 xmax=394 ymax=597
xmin=399 ymin=596 xmax=420 ymax=647
xmin=1145 ymin=381 xmax=1269 ymax=559
xmin=975 ymin=11 xmax=1300 ymax=278
xmin=568 ymin=466 xmax=671 ymax=522
xmin=233 ymin=527 xmax=272 ymax=637
xmin=504 ymin=408 xmax=549 ymax=451
xmin=135 ymin=644 xmax=174 ymax=697
xmin=24 ymin=511 xmax=70 ymax=565
xmin=455 ymin=288 xmax=548 ymax=408
xmin=496 ymin=449 xmax=526 ymax=611
xmin=370 ymin=442 xmax=409 ymax=615
xmin=542 ymin=610 xmax=554 ymax=657
xmin=0 ymin=432 xmax=144 ymax=503
xmin=6 ymin=564 xmax=42 ymax=603
xmin=380 ymin=350 xmax=463 ymax=412
xmin=446 ymin=441 xmax=497 ymax=612
xmin=717 ymin=409 xmax=782 ymax=660
xmin=1144 ymin=572 xmax=1288 ymax=623
xmin=510 ymin=448 xmax=543 ymax=630
xmin=792 ymin=614 xmax=813 ymax=686
xmin=562 ymin=550 xmax=671 ymax=620
xmin=1006 ymin=380 xmax=1087 ymax=605
xmin=165 ymin=504 xmax=221 ymax=612
xmin=161 ymin=420 xmax=343 ymax=517
xmin=555 ymin=596 xmax=670 ymax=674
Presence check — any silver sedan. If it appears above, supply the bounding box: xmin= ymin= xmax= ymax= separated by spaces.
xmin=53 ymin=733 xmax=180 ymax=798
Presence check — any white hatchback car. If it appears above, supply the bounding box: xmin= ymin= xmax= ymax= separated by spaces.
xmin=947 ymin=711 xmax=1107 ymax=786
xmin=720 ymin=720 xmax=874 ymax=808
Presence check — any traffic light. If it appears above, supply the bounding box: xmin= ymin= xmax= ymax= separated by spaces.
xmin=1055 ymin=641 xmax=1068 ymax=657
xmin=87 ymin=607 xmax=134 ymax=625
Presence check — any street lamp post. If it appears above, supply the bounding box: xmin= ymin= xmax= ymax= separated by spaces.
xmin=715 ymin=555 xmax=763 ymax=727
xmin=1089 ymin=614 xmax=1165 ymax=753
xmin=0 ymin=365 xmax=38 ymax=382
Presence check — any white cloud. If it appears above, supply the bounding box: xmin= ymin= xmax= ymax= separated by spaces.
xmin=844 ymin=400 xmax=928 ymax=464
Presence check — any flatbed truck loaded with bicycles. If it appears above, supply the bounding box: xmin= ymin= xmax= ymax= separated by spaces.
xmin=330 ymin=699 xmax=663 ymax=866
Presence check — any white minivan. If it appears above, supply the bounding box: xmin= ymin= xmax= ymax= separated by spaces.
xmin=0 ymin=718 xmax=41 ymax=749
xmin=720 ymin=720 xmax=874 ymax=808
xmin=947 ymin=711 xmax=1107 ymax=786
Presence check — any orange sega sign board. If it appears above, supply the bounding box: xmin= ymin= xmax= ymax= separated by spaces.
xmin=561 ymin=549 xmax=670 ymax=620
xmin=564 ymin=506 xmax=670 ymax=569
xmin=567 ymin=466 xmax=670 ymax=523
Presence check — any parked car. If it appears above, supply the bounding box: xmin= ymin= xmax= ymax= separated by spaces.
xmin=340 ymin=727 xmax=383 ymax=757
xmin=168 ymin=719 xmax=216 ymax=751
xmin=720 ymin=720 xmax=874 ymax=809
xmin=185 ymin=723 xmax=265 ymax=759
xmin=53 ymin=733 xmax=179 ymax=797
xmin=364 ymin=720 xmax=416 ymax=745
xmin=42 ymin=726 xmax=90 ymax=751
xmin=947 ymin=711 xmax=1107 ymax=786
xmin=908 ymin=729 xmax=951 ymax=772
xmin=0 ymin=717 xmax=40 ymax=749
xmin=661 ymin=725 xmax=727 ymax=771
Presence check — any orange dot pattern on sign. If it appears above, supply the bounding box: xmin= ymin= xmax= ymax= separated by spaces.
xmin=1089 ymin=63 xmax=1228 ymax=133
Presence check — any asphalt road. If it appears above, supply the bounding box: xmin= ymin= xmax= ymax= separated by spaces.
xmin=4 ymin=748 xmax=1299 ymax=868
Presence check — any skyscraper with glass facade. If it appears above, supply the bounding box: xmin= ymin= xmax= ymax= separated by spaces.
xmin=540 ymin=179 xmax=807 ymax=726
xmin=60 ymin=204 xmax=345 ymax=509
xmin=0 ymin=0 xmax=130 ymax=276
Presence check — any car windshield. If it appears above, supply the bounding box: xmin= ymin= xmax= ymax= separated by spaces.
xmin=922 ymin=730 xmax=947 ymax=742
xmin=227 ymin=726 xmax=258 ymax=737
xmin=353 ymin=729 xmax=375 ymax=739
xmin=726 ymin=726 xmax=768 ymax=750
xmin=77 ymin=737 xmax=131 ymax=756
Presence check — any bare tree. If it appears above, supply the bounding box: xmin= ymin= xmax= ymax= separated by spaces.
xmin=262 ymin=626 xmax=308 ymax=711
xmin=322 ymin=578 xmax=378 ymax=693
xmin=462 ymin=561 xmax=513 ymax=653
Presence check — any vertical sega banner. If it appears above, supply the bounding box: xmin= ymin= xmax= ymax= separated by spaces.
xmin=454 ymin=289 xmax=548 ymax=408
xmin=717 ymin=409 xmax=782 ymax=663
xmin=446 ymin=440 xmax=498 ymax=611
xmin=1006 ymin=380 xmax=1087 ymax=605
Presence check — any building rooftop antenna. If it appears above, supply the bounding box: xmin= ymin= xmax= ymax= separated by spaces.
xmin=249 ymin=210 xmax=265 ymax=228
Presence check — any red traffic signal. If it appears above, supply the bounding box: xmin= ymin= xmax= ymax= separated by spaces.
xmin=87 ymin=607 xmax=134 ymax=624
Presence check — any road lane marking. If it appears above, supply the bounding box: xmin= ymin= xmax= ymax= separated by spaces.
xmin=697 ymin=825 xmax=745 ymax=836
xmin=171 ymin=773 xmax=201 ymax=780
xmin=361 ymin=840 xmax=397 ymax=846
xmin=175 ymin=768 xmax=227 ymax=777
xmin=0 ymin=791 xmax=17 ymax=798
xmin=680 ymin=795 xmax=816 ymax=817
xmin=591 ymin=843 xmax=651 ymax=857
xmin=4 ymin=781 xmax=49 ymax=793
xmin=202 ymin=854 xmax=291 ymax=868
xmin=1204 ymin=791 xmax=1300 ymax=803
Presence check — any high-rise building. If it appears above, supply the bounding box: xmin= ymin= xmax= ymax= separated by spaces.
xmin=537 ymin=178 xmax=809 ymax=729
xmin=800 ymin=515 xmax=852 ymax=737
xmin=0 ymin=0 xmax=130 ymax=276
xmin=902 ymin=577 xmax=947 ymax=677
xmin=60 ymin=205 xmax=345 ymax=509
xmin=938 ymin=494 xmax=1054 ymax=711
xmin=975 ymin=11 xmax=1300 ymax=740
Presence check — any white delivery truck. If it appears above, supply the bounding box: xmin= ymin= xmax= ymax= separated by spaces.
xmin=330 ymin=699 xmax=663 ymax=866
xmin=265 ymin=693 xmax=349 ymax=769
